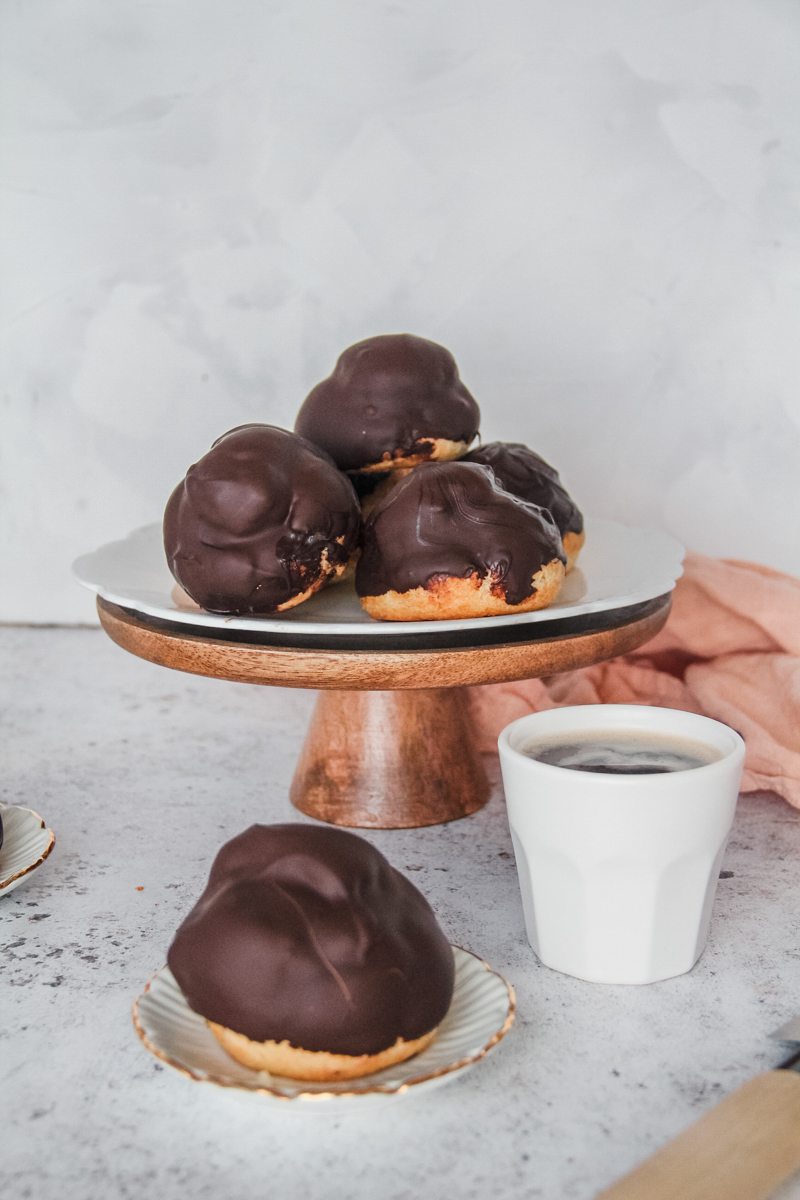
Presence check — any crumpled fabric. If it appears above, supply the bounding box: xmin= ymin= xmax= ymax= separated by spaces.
xmin=470 ymin=554 xmax=800 ymax=808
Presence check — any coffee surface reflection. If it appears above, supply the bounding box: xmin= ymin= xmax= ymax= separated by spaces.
xmin=520 ymin=730 xmax=723 ymax=775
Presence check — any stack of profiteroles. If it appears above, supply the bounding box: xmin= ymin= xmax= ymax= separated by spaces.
xmin=163 ymin=334 xmax=584 ymax=621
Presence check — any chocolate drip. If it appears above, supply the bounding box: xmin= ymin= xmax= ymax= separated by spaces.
xmin=462 ymin=442 xmax=583 ymax=537
xmin=163 ymin=425 xmax=360 ymax=615
xmin=167 ymin=824 xmax=455 ymax=1055
xmin=355 ymin=461 xmax=565 ymax=606
xmin=295 ymin=334 xmax=480 ymax=471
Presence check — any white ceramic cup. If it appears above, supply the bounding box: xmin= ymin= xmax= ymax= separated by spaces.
xmin=497 ymin=705 xmax=745 ymax=985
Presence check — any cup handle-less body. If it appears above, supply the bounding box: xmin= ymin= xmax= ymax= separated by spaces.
xmin=498 ymin=705 xmax=745 ymax=986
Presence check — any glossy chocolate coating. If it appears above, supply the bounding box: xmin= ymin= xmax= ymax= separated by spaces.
xmin=167 ymin=824 xmax=455 ymax=1055
xmin=163 ymin=425 xmax=360 ymax=615
xmin=462 ymin=442 xmax=583 ymax=537
xmin=356 ymin=461 xmax=565 ymax=606
xmin=295 ymin=334 xmax=480 ymax=471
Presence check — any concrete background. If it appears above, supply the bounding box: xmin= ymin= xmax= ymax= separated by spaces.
xmin=3 ymin=0 xmax=799 ymax=622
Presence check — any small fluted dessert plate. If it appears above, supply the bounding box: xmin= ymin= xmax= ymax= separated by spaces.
xmin=133 ymin=945 xmax=515 ymax=1106
xmin=0 ymin=804 xmax=56 ymax=895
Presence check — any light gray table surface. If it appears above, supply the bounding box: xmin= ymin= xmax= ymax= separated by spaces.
xmin=3 ymin=627 xmax=800 ymax=1200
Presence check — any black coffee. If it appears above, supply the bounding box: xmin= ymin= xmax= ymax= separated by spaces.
xmin=520 ymin=730 xmax=722 ymax=775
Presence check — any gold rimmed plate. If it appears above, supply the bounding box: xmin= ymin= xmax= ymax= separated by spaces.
xmin=133 ymin=945 xmax=515 ymax=1106
xmin=0 ymin=804 xmax=56 ymax=895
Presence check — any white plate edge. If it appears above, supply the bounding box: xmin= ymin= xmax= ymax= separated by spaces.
xmin=73 ymin=519 xmax=685 ymax=638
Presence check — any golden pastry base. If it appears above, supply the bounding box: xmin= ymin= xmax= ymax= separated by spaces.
xmin=97 ymin=595 xmax=671 ymax=829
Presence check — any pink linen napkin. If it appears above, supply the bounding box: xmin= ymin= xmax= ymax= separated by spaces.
xmin=470 ymin=554 xmax=800 ymax=808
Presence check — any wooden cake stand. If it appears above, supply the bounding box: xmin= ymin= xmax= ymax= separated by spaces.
xmin=96 ymin=592 xmax=671 ymax=830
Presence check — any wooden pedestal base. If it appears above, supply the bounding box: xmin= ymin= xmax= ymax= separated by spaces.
xmin=290 ymin=688 xmax=490 ymax=828
xmin=97 ymin=594 xmax=671 ymax=829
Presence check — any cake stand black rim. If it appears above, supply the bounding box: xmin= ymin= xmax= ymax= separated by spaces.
xmin=106 ymin=593 xmax=672 ymax=653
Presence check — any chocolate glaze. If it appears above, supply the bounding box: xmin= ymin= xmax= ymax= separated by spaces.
xmin=295 ymin=334 xmax=480 ymax=471
xmin=163 ymin=425 xmax=360 ymax=615
xmin=167 ymin=824 xmax=455 ymax=1055
xmin=355 ymin=461 xmax=565 ymax=606
xmin=462 ymin=442 xmax=583 ymax=537
xmin=350 ymin=470 xmax=392 ymax=501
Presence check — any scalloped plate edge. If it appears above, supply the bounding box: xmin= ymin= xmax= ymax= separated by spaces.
xmin=0 ymin=804 xmax=56 ymax=894
xmin=133 ymin=945 xmax=516 ymax=1104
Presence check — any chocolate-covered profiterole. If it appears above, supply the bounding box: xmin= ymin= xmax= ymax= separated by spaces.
xmin=163 ymin=425 xmax=360 ymax=615
xmin=463 ymin=442 xmax=585 ymax=570
xmin=167 ymin=824 xmax=455 ymax=1059
xmin=295 ymin=333 xmax=480 ymax=473
xmin=356 ymin=461 xmax=566 ymax=620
